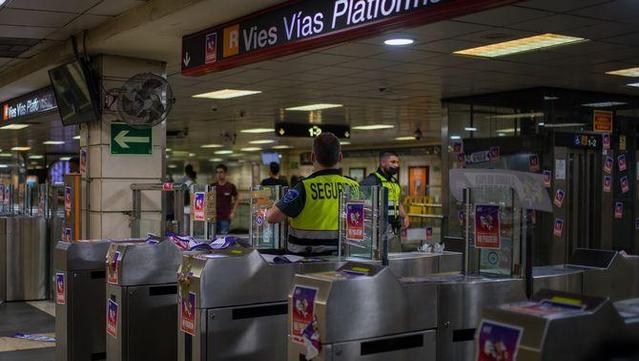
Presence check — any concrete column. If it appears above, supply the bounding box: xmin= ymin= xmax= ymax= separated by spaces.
xmin=79 ymin=55 xmax=166 ymax=239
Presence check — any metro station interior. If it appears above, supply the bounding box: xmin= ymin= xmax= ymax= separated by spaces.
xmin=0 ymin=0 xmax=639 ymax=360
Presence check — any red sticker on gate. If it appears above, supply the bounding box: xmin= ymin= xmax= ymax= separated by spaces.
xmin=618 ymin=154 xmax=628 ymax=172
xmin=621 ymin=176 xmax=630 ymax=194
xmin=543 ymin=171 xmax=552 ymax=188
xmin=553 ymin=189 xmax=565 ymax=208
xmin=107 ymin=251 xmax=122 ymax=285
xmin=291 ymin=286 xmax=318 ymax=345
xmin=106 ymin=299 xmax=118 ymax=339
xmin=603 ymin=176 xmax=612 ymax=193
xmin=345 ymin=202 xmax=365 ymax=242
xmin=180 ymin=292 xmax=196 ymax=336
xmin=604 ymin=156 xmax=613 ymax=174
xmin=474 ymin=204 xmax=500 ymax=249
xmin=553 ymin=218 xmax=564 ymax=237
xmin=55 ymin=273 xmax=65 ymax=305
xmin=615 ymin=202 xmax=624 ymax=219
xmin=426 ymin=227 xmax=433 ymax=242
xmin=64 ymin=186 xmax=72 ymax=217
xmin=162 ymin=182 xmax=174 ymax=191
xmin=528 ymin=155 xmax=540 ymax=172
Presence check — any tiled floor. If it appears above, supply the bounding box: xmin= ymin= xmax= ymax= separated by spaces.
xmin=0 ymin=302 xmax=55 ymax=361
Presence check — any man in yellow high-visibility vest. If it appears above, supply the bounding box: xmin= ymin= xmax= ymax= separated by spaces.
xmin=267 ymin=133 xmax=358 ymax=256
xmin=360 ymin=151 xmax=409 ymax=251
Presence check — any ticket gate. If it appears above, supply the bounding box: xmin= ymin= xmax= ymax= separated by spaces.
xmin=479 ymin=290 xmax=637 ymax=361
xmin=5 ymin=215 xmax=47 ymax=301
xmin=105 ymin=240 xmax=183 ymax=361
xmin=55 ymin=239 xmax=143 ymax=361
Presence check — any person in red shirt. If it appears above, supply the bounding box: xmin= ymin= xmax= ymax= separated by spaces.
xmin=212 ymin=164 xmax=239 ymax=235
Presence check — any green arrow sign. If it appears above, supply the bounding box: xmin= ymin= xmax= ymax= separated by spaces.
xmin=111 ymin=123 xmax=152 ymax=155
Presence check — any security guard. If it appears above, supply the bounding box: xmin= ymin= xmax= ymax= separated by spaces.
xmin=267 ymin=133 xmax=358 ymax=255
xmin=360 ymin=151 xmax=409 ymax=251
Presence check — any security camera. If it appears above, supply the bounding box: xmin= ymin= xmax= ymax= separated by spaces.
xmin=210 ymin=104 xmax=218 ymax=112
xmin=414 ymin=128 xmax=423 ymax=140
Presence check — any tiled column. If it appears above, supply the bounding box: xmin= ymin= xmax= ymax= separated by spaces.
xmin=79 ymin=55 xmax=166 ymax=239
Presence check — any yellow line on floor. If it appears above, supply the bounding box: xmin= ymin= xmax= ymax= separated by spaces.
xmin=0 ymin=333 xmax=55 ymax=353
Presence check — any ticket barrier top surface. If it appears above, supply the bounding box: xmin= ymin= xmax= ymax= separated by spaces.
xmin=54 ymin=239 xmax=144 ymax=271
xmin=106 ymin=239 xmax=183 ymax=286
xmin=480 ymin=290 xmax=632 ymax=361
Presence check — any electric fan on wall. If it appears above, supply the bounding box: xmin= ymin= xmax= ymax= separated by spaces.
xmin=117 ymin=73 xmax=175 ymax=128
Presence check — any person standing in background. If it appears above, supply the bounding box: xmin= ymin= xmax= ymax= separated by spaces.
xmin=212 ymin=164 xmax=239 ymax=235
xmin=261 ymin=162 xmax=288 ymax=187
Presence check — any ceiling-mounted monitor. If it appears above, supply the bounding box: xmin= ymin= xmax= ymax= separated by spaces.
xmin=48 ymin=59 xmax=100 ymax=126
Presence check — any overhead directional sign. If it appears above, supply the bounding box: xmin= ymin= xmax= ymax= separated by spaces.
xmin=181 ymin=0 xmax=518 ymax=76
xmin=276 ymin=122 xmax=350 ymax=139
xmin=111 ymin=123 xmax=152 ymax=155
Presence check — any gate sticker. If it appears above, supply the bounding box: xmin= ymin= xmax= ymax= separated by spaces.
xmin=476 ymin=320 xmax=523 ymax=361
xmin=602 ymin=133 xmax=611 ymax=150
xmin=453 ymin=142 xmax=463 ymax=154
xmin=621 ymin=176 xmax=630 ymax=194
xmin=55 ymin=273 xmax=65 ymax=305
xmin=79 ymin=147 xmax=87 ymax=174
xmin=618 ymin=154 xmax=627 ymax=172
xmin=63 ymin=227 xmax=72 ymax=242
xmin=553 ymin=218 xmax=564 ymax=237
xmin=615 ymin=202 xmax=624 ymax=219
xmin=553 ymin=189 xmax=565 ymax=208
xmin=603 ymin=176 xmax=612 ymax=193
xmin=426 ymin=226 xmax=433 ymax=242
xmin=604 ymin=156 xmax=614 ymax=174
xmin=543 ymin=170 xmax=552 ymax=188
xmin=64 ymin=186 xmax=72 ymax=217
xmin=345 ymin=201 xmax=365 ymax=242
xmin=528 ymin=154 xmax=540 ymax=172
xmin=489 ymin=147 xmax=500 ymax=162
xmin=291 ymin=286 xmax=318 ymax=346
xmin=192 ymin=192 xmax=205 ymax=221
xmin=635 ymin=218 xmax=639 ymax=230
xmin=179 ymin=292 xmax=197 ymax=336
xmin=107 ymin=251 xmax=122 ymax=285
xmin=106 ymin=299 xmax=118 ymax=338
xmin=474 ymin=204 xmax=500 ymax=249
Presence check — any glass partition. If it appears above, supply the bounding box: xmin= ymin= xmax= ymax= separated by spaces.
xmin=250 ymin=185 xmax=286 ymax=249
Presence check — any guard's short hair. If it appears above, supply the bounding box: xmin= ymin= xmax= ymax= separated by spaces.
xmin=269 ymin=162 xmax=280 ymax=175
xmin=379 ymin=150 xmax=399 ymax=161
xmin=216 ymin=164 xmax=228 ymax=172
xmin=313 ymin=133 xmax=341 ymax=167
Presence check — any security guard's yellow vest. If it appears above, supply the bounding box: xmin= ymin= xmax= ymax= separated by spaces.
xmin=289 ymin=173 xmax=359 ymax=232
xmin=374 ymin=171 xmax=401 ymax=216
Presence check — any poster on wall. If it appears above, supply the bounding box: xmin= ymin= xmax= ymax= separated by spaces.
xmin=476 ymin=320 xmax=523 ymax=361
xmin=474 ymin=204 xmax=500 ymax=249
xmin=345 ymin=202 xmax=365 ymax=243
xmin=409 ymin=167 xmax=428 ymax=197
xmin=593 ymin=110 xmax=613 ymax=133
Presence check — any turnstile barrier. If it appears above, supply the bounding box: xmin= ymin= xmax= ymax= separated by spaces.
xmin=249 ymin=185 xmax=286 ymax=249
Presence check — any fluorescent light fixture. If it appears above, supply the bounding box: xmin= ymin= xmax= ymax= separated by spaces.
xmin=286 ymin=104 xmax=343 ymax=111
xmin=43 ymin=140 xmax=65 ymax=145
xmin=73 ymin=135 xmax=80 ymax=140
xmin=209 ymin=158 xmax=223 ymax=162
xmin=352 ymin=124 xmax=394 ymax=130
xmin=0 ymin=165 xmax=8 ymax=169
xmin=490 ymin=112 xmax=544 ymax=119
xmin=168 ymin=164 xmax=177 ymax=169
xmin=0 ymin=153 xmax=11 ymax=157
xmin=60 ymin=157 xmax=71 ymax=161
xmin=464 ymin=127 xmax=477 ymax=132
xmin=241 ymin=147 xmax=261 ymax=152
xmin=192 ymin=89 xmax=262 ymax=99
xmin=497 ymin=128 xmax=517 ymax=133
xmin=450 ymin=136 xmax=461 ymax=140
xmin=384 ymin=38 xmax=414 ymax=46
xmin=188 ymin=153 xmax=196 ymax=157
xmin=538 ymin=122 xmax=545 ymax=126
xmin=0 ymin=124 xmax=29 ymax=130
xmin=581 ymin=101 xmax=626 ymax=108
xmin=166 ymin=148 xmax=172 ymax=152
xmin=28 ymin=155 xmax=43 ymax=160
xmin=11 ymin=147 xmax=31 ymax=151
xmin=627 ymin=83 xmax=639 ymax=88
xmin=230 ymin=153 xmax=243 ymax=157
xmin=606 ymin=67 xmax=639 ymax=77
xmin=542 ymin=123 xmax=585 ymax=128
xmin=272 ymin=145 xmax=292 ymax=149
xmin=395 ymin=136 xmax=416 ymax=141
xmin=214 ymin=150 xmax=233 ymax=155
xmin=172 ymin=151 xmax=189 ymax=157
xmin=201 ymin=144 xmax=223 ymax=148
xmin=544 ymin=96 xmax=559 ymax=101
xmin=454 ymin=33 xmax=587 ymax=58
xmin=340 ymin=141 xmax=351 ymax=145
xmin=498 ymin=133 xmax=507 ymax=137
xmin=240 ymin=128 xmax=274 ymax=134
xmin=249 ymin=139 xmax=275 ymax=144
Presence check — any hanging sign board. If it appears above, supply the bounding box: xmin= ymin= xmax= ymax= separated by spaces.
xmin=593 ymin=110 xmax=613 ymax=133
xmin=276 ymin=122 xmax=350 ymax=139
xmin=181 ymin=0 xmax=518 ymax=76
xmin=1 ymin=87 xmax=57 ymax=122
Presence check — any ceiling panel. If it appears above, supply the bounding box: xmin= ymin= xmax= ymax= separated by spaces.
xmin=454 ymin=5 xmax=551 ymax=26
xmin=46 ymin=14 xmax=113 ymax=41
xmin=5 ymin=0 xmax=102 ymax=14
xmin=515 ymin=0 xmax=610 ymax=13
xmin=87 ymin=0 xmax=149 ymax=16
xmin=0 ymin=8 xmax=77 ymax=27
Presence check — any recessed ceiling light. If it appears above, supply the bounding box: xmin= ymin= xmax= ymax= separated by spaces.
xmin=241 ymin=147 xmax=261 ymax=152
xmin=0 ymin=165 xmax=8 ymax=169
xmin=498 ymin=133 xmax=507 ymax=137
xmin=249 ymin=139 xmax=275 ymax=144
xmin=168 ymin=164 xmax=177 ymax=169
xmin=286 ymin=104 xmax=343 ymax=111
xmin=214 ymin=150 xmax=233 ymax=155
xmin=201 ymin=144 xmax=223 ymax=148
xmin=172 ymin=150 xmax=189 ymax=157
xmin=450 ymin=136 xmax=461 ymax=140
xmin=340 ymin=141 xmax=351 ymax=145
xmin=581 ymin=101 xmax=626 ymax=108
xmin=28 ymin=155 xmax=43 ymax=159
xmin=229 ymin=153 xmax=243 ymax=158
xmin=209 ymin=158 xmax=224 ymax=162
xmin=606 ymin=67 xmax=639 ymax=77
xmin=60 ymin=157 xmax=71 ymax=161
xmin=11 ymin=147 xmax=31 ymax=151
xmin=188 ymin=153 xmax=196 ymax=157
xmin=272 ymin=145 xmax=293 ymax=149
xmin=192 ymin=89 xmax=262 ymax=99
xmin=490 ymin=112 xmax=544 ymax=119
xmin=73 ymin=135 xmax=80 ymax=140
xmin=240 ymin=128 xmax=274 ymax=134
xmin=384 ymin=38 xmax=414 ymax=46
xmin=352 ymin=124 xmax=394 ymax=130
xmin=627 ymin=83 xmax=639 ymax=88
xmin=542 ymin=123 xmax=585 ymax=128
xmin=43 ymin=140 xmax=65 ymax=145
xmin=395 ymin=136 xmax=416 ymax=141
xmin=538 ymin=122 xmax=545 ymax=126
xmin=1 ymin=124 xmax=29 ymax=130
xmin=454 ymin=33 xmax=587 ymax=58
xmin=496 ymin=128 xmax=517 ymax=133
xmin=0 ymin=153 xmax=11 ymax=157
xmin=464 ymin=127 xmax=477 ymax=132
